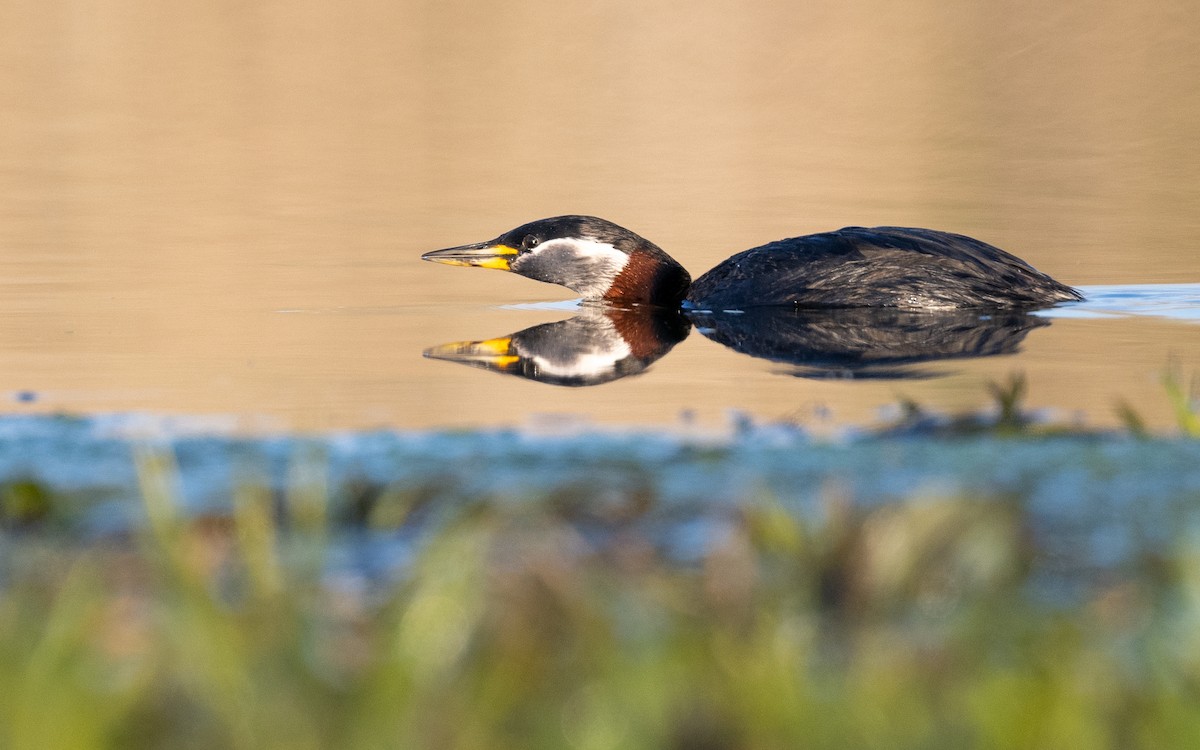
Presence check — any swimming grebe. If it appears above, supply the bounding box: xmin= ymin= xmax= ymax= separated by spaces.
xmin=421 ymin=216 xmax=1082 ymax=309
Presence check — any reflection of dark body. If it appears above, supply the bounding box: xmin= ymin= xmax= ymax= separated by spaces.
xmin=425 ymin=305 xmax=1048 ymax=386
xmin=424 ymin=307 xmax=689 ymax=387
xmin=689 ymin=308 xmax=1048 ymax=379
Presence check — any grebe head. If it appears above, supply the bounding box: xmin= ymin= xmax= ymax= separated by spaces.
xmin=422 ymin=216 xmax=691 ymax=306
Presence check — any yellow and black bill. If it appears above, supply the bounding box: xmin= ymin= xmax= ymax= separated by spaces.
xmin=422 ymin=336 xmax=522 ymax=374
xmin=421 ymin=241 xmax=519 ymax=271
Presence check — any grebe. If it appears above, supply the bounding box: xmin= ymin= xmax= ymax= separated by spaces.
xmin=421 ymin=216 xmax=1082 ymax=310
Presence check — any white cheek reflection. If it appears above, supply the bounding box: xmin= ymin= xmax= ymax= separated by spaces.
xmin=531 ymin=342 xmax=633 ymax=378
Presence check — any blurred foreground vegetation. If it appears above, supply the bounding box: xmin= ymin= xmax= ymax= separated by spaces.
xmin=0 ymin=374 xmax=1197 ymax=749
xmin=0 ymin=459 xmax=1198 ymax=748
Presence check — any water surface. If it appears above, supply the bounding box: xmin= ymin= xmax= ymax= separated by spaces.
xmin=2 ymin=0 xmax=1199 ymax=432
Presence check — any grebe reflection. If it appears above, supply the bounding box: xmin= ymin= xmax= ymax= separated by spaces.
xmin=424 ymin=306 xmax=1050 ymax=386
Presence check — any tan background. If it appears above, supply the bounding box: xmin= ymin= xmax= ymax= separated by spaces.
xmin=2 ymin=0 xmax=1198 ymax=431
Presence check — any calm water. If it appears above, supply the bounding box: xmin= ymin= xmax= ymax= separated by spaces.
xmin=2 ymin=0 xmax=1199 ymax=433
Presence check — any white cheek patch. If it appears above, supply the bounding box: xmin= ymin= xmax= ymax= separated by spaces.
xmin=531 ymin=238 xmax=630 ymax=298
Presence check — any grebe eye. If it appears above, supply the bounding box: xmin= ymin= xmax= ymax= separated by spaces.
xmin=521 ymin=235 xmax=540 ymax=250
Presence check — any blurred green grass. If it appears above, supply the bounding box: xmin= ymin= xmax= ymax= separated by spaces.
xmin=0 ymin=374 xmax=1196 ymax=749
xmin=0 ymin=448 xmax=1197 ymax=749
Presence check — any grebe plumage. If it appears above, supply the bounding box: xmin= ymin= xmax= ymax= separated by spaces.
xmin=421 ymin=216 xmax=1082 ymax=310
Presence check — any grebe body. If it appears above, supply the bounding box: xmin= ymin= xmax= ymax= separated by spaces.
xmin=422 ymin=216 xmax=1081 ymax=310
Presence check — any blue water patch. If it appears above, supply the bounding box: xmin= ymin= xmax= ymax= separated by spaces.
xmin=1045 ymin=283 xmax=1200 ymax=324
xmin=0 ymin=415 xmax=1197 ymax=594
